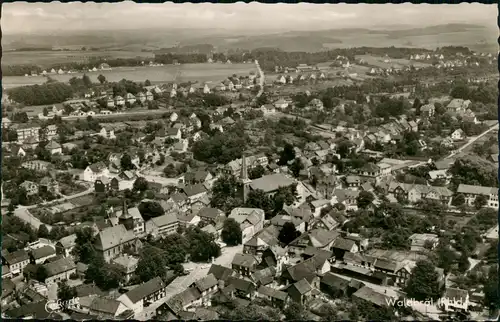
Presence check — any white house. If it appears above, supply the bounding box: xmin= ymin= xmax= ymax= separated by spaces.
xmin=274 ymin=98 xmax=289 ymax=109
xmin=145 ymin=213 xmax=178 ymax=238
xmin=115 ymin=96 xmax=125 ymax=106
xmin=99 ymin=127 xmax=116 ymax=140
xmin=170 ymin=112 xmax=179 ymax=123
xmin=229 ymin=208 xmax=265 ymax=244
xmin=451 ymin=129 xmax=465 ymax=141
xmin=125 ymin=93 xmax=136 ymax=105
xmin=83 ymin=162 xmax=110 ymax=182
xmin=261 ymin=104 xmax=276 ymax=115
xmin=117 ymin=277 xmax=167 ymax=316
xmin=276 ymin=75 xmax=286 ymax=84
xmin=45 ymin=141 xmax=62 ymax=155
xmin=440 ymin=288 xmax=470 ymax=312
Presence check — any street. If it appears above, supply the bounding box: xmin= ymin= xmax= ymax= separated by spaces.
xmin=13 ymin=207 xmax=52 ymax=231
xmin=445 ymin=122 xmax=498 ymax=159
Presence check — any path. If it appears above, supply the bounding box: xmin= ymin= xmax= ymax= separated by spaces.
xmin=445 ymin=122 xmax=498 ymax=159
xmin=253 ymin=60 xmax=265 ymax=103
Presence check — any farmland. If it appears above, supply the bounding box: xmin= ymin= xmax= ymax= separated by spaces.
xmin=355 ymin=55 xmax=432 ymax=69
xmin=3 ymin=63 xmax=257 ymax=89
xmin=1 ymin=49 xmax=153 ymax=66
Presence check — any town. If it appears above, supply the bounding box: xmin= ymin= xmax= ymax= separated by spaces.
xmin=1 ymin=3 xmax=498 ymax=322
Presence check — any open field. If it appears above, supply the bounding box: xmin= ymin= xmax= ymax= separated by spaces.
xmin=355 ymin=54 xmax=432 ymax=69
xmin=2 ymin=50 xmax=154 ymax=66
xmin=3 ymin=63 xmax=257 ymax=89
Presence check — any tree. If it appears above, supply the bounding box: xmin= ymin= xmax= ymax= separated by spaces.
xmin=245 ymin=189 xmax=274 ymax=216
xmin=284 ymin=302 xmax=307 ymax=320
xmin=97 ymin=74 xmax=106 ymax=84
xmin=221 ymin=218 xmax=242 ymax=246
xmin=82 ymin=74 xmax=92 ymax=88
xmin=457 ymin=252 xmax=470 ymax=273
xmin=405 ymin=260 xmax=443 ymax=301
xmin=356 ymin=191 xmax=375 ymax=209
xmin=136 ymin=245 xmax=168 ymax=283
xmin=413 ymin=97 xmax=422 ymax=115
xmin=452 ymin=193 xmax=465 ymax=207
xmin=43 ymin=107 xmax=49 ymax=116
xmin=38 ymin=224 xmax=49 ymax=238
xmin=163 ymin=164 xmax=177 ymax=177
xmin=185 ymin=227 xmax=221 ymax=262
xmin=120 ymin=153 xmax=135 ymax=171
xmin=85 ymin=255 xmax=123 ymax=290
xmin=72 ymin=227 xmax=96 ymax=264
xmin=289 ymin=158 xmax=304 ymax=178
xmin=278 ymin=143 xmax=295 ymax=166
xmin=483 ymin=265 xmax=499 ymax=313
xmin=138 ymin=201 xmax=165 ymax=221
xmin=35 ymin=265 xmax=48 ymax=283
xmin=145 ymin=79 xmax=152 ymax=86
xmin=248 ymin=164 xmax=266 ymax=180
xmin=473 ymin=194 xmax=488 ymax=209
xmin=278 ymin=222 xmax=300 ymax=245
xmin=133 ymin=177 xmax=149 ymax=193
xmin=319 ymin=305 xmax=339 ymax=322
xmin=57 ymin=280 xmax=77 ymax=308
xmin=210 ymin=175 xmax=242 ymax=213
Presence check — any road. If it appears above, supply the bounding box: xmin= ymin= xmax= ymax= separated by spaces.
xmin=445 ymin=122 xmax=498 ymax=159
xmin=254 ymin=60 xmax=265 ymax=102
xmin=61 ymin=109 xmax=169 ymax=121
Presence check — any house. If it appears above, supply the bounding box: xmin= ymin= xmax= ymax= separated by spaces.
xmin=409 ymin=233 xmax=439 ymax=252
xmin=208 ymin=264 xmax=235 ymax=282
xmin=9 ymin=145 xmax=27 ymax=157
xmin=83 ymin=162 xmax=110 ymax=182
xmin=182 ymin=184 xmax=208 ymax=203
xmin=249 ymin=174 xmax=295 ymax=195
xmin=145 ymin=91 xmax=154 ymax=101
xmin=44 ymin=141 xmax=62 ymax=155
xmin=93 ymin=224 xmax=140 ymax=263
xmin=261 ymin=104 xmax=276 ymax=115
xmin=451 ymin=129 xmax=466 ymax=141
xmin=225 ymin=276 xmax=257 ymax=300
xmin=39 ymin=176 xmax=60 ymax=194
xmin=89 ymin=296 xmax=129 ymax=319
xmin=3 ymin=250 xmax=30 ymax=275
xmin=447 ymin=99 xmax=471 ymax=113
xmin=440 ymin=288 xmax=470 ymax=312
xmin=56 ymin=234 xmax=77 ymax=257
xmin=189 ymin=273 xmax=219 ymax=305
xmin=112 ymin=255 xmax=139 ymax=283
xmin=20 ymin=181 xmax=39 ymax=196
xmin=320 ymin=272 xmax=350 ymax=298
xmin=145 ymin=213 xmax=178 ymax=238
xmin=287 ymin=278 xmax=316 ymax=305
xmin=118 ymin=277 xmax=167 ymax=315
xmin=456 ymin=184 xmax=498 ymax=209
xmin=16 ymin=124 xmax=41 ymax=143
xmin=197 ymin=207 xmax=225 ymax=226
xmin=420 ymin=104 xmax=435 ymax=117
xmin=44 ymin=257 xmax=77 ymax=284
xmin=114 ymin=205 xmax=146 ymax=236
xmin=333 ymin=189 xmax=360 ymax=210
xmin=256 ymin=285 xmax=288 ymax=308
xmin=352 ymin=286 xmax=392 ymax=308
xmin=125 ymin=93 xmax=136 ymax=105
xmin=274 ymin=98 xmax=289 ymax=109
xmin=99 ymin=127 xmax=116 ymax=140
xmin=182 ymin=170 xmax=213 ymax=186
xmin=288 ymin=229 xmax=339 ymax=255
xmin=357 ymin=163 xmax=381 ymax=181
xmin=232 ymin=253 xmax=259 ymax=276
xmin=30 ymin=245 xmax=57 ymax=265
xmin=331 ymin=237 xmax=359 ymax=259
xmin=276 ymin=75 xmax=287 ymax=84
xmin=389 ymin=182 xmax=453 ymax=205
xmin=114 ymin=96 xmax=125 ymax=106
xmin=228 ymin=208 xmax=265 ymax=244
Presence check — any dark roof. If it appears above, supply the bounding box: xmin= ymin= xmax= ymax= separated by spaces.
xmin=70 ymin=312 xmax=99 ymax=321
xmin=352 ymin=286 xmax=391 ymax=307
xmin=90 ymin=296 xmax=122 ymax=315
xmin=290 ymin=278 xmax=313 ymax=295
xmin=332 ymin=238 xmax=356 ymax=251
xmin=44 ymin=257 xmax=76 ymax=277
xmin=31 ymin=245 xmax=56 ymax=260
xmin=250 ymin=267 xmax=276 ymax=285
xmin=182 ymin=184 xmax=207 ymax=197
xmin=125 ymin=277 xmax=166 ymax=304
xmin=5 ymin=301 xmax=63 ymax=320
xmin=192 ymin=274 xmax=218 ymax=292
xmin=232 ymin=253 xmax=258 ymax=268
xmin=4 ymin=249 xmax=29 ymax=264
xmin=197 ymin=207 xmax=223 ymax=220
xmin=227 ymin=276 xmax=256 ymax=293
xmin=374 ymin=258 xmax=398 ymax=272
xmin=184 ymin=170 xmax=210 ymax=182
xmin=75 ymin=284 xmax=106 ymax=297
xmin=208 ymin=264 xmax=234 ymax=281
xmin=257 ymin=285 xmax=288 ymax=301
xmin=321 ymin=272 xmax=349 ymax=290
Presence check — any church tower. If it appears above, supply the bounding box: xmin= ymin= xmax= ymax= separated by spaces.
xmin=118 ymin=199 xmax=134 ymax=231
xmin=240 ymin=154 xmax=252 ymax=204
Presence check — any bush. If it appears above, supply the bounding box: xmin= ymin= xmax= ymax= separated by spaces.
xmin=69 ymin=272 xmax=79 ymax=280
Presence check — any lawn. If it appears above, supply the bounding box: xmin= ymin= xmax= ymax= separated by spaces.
xmin=3 ymin=63 xmax=257 ymax=89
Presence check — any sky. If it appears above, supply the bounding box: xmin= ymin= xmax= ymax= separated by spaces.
xmin=2 ymin=2 xmax=497 ymax=35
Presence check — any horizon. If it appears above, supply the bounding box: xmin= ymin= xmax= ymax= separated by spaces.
xmin=2 ymin=2 xmax=497 ymax=35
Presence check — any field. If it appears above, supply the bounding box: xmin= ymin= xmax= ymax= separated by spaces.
xmin=2 ymin=50 xmax=154 ymax=66
xmin=355 ymin=55 xmax=432 ymax=69
xmin=3 ymin=63 xmax=257 ymax=89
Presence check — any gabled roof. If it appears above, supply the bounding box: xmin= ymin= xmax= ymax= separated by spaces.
xmin=197 ymin=207 xmax=223 ymax=220
xmin=88 ymin=162 xmax=107 ymax=173
xmin=90 ymin=296 xmax=123 ymax=315
xmin=208 ymin=264 xmax=234 ymax=282
xmin=124 ymin=277 xmax=166 ymax=304
xmin=251 ymin=267 xmax=276 ymax=286
xmin=183 ymin=184 xmax=207 ymax=197
xmin=58 ymin=234 xmax=77 ymax=249
xmin=352 ymin=286 xmax=391 ymax=307
xmin=4 ymin=249 xmax=29 ymax=264
xmin=150 ymin=213 xmax=178 ymax=228
xmin=257 ymin=285 xmax=288 ymax=301
xmin=321 ymin=272 xmax=350 ymax=290
xmin=332 ymin=238 xmax=356 ymax=251
xmin=290 ymin=278 xmax=313 ymax=295
xmin=45 ymin=141 xmax=61 ymax=150
xmin=232 ymin=253 xmax=258 ymax=268
xmin=226 ymin=276 xmax=256 ymax=293
xmin=44 ymin=257 xmax=76 ymax=277
xmin=94 ymin=224 xmax=136 ymax=251
xmin=192 ymin=273 xmax=218 ymax=292
xmin=31 ymin=245 xmax=56 ymax=260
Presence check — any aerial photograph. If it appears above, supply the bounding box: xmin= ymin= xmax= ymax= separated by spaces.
xmin=1 ymin=2 xmax=498 ymax=321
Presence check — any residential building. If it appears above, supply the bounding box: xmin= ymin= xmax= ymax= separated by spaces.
xmin=451 ymin=129 xmax=466 ymax=141
xmin=83 ymin=162 xmax=110 ymax=182
xmin=189 ymin=273 xmax=219 ymax=306
xmin=45 ymin=141 xmax=62 ymax=155
xmin=440 ymin=288 xmax=470 ymax=312
xmin=287 ymin=279 xmax=315 ymax=305
xmin=231 ymin=253 xmax=259 ymax=277
xmin=256 ymin=285 xmax=288 ymax=308
xmin=228 ymin=208 xmax=265 ymax=244
xmin=56 ymin=234 xmax=77 ymax=257
xmin=20 ymin=181 xmax=39 ymax=196
xmin=16 ymin=124 xmax=41 ymax=143
xmin=99 ymin=127 xmax=116 ymax=140
xmin=89 ymin=296 xmax=129 ymax=319
xmin=145 ymin=213 xmax=178 ymax=238
xmin=44 ymin=257 xmax=77 ymax=284
xmin=29 ymin=245 xmax=57 ymax=265
xmin=456 ymin=184 xmax=498 ymax=208
xmin=115 ymin=204 xmax=146 ymax=236
xmin=3 ymin=250 xmax=30 ymax=276
xmin=112 ymin=255 xmax=139 ymax=283
xmin=118 ymin=277 xmax=167 ymax=315
xmin=409 ymin=233 xmax=439 ymax=252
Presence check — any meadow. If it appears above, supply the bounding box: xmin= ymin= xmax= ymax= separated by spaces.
xmin=3 ymin=63 xmax=257 ymax=89
xmin=355 ymin=55 xmax=432 ymax=69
